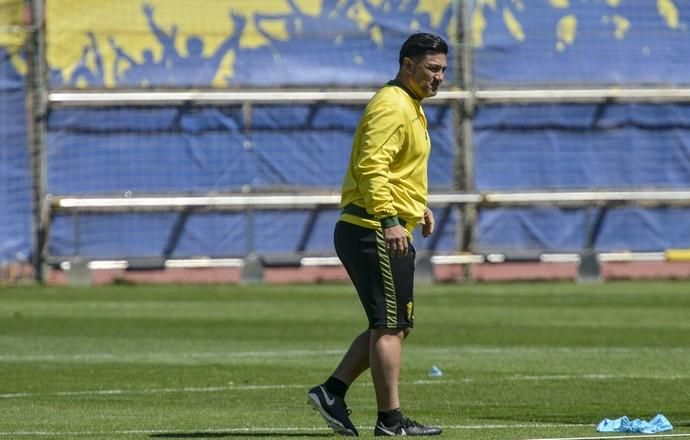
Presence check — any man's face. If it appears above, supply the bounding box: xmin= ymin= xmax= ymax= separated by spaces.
xmin=405 ymin=52 xmax=448 ymax=99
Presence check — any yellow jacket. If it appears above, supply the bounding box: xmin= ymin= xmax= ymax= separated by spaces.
xmin=339 ymin=82 xmax=430 ymax=236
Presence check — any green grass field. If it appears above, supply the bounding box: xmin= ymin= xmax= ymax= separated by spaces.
xmin=1 ymin=280 xmax=689 ymax=439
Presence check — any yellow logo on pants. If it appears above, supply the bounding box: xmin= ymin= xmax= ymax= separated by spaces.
xmin=406 ymin=301 xmax=414 ymax=321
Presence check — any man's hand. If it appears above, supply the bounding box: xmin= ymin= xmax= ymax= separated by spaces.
xmin=384 ymin=224 xmax=409 ymax=257
xmin=420 ymin=207 xmax=434 ymax=238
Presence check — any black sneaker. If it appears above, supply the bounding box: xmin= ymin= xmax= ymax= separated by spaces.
xmin=307 ymin=385 xmax=359 ymax=436
xmin=374 ymin=415 xmax=442 ymax=436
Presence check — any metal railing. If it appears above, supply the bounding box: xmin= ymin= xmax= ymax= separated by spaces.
xmin=49 ymin=189 xmax=690 ymax=212
xmin=38 ymin=88 xmax=690 ymax=281
xmin=45 ymin=189 xmax=690 ymax=273
xmin=48 ymin=87 xmax=690 ymax=107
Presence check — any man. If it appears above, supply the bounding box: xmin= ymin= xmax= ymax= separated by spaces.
xmin=308 ymin=33 xmax=448 ymax=437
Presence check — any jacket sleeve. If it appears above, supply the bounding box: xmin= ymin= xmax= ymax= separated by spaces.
xmin=355 ymin=102 xmax=404 ymax=223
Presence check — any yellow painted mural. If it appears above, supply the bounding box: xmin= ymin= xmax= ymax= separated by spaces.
xmin=549 ymin=0 xmax=570 ymax=9
xmin=658 ymin=0 xmax=680 ymax=29
xmin=2 ymin=0 xmax=685 ymax=87
xmin=45 ymin=0 xmax=452 ymax=87
xmin=556 ymin=14 xmax=577 ymax=51
xmin=612 ymin=15 xmax=631 ymax=40
xmin=0 ymin=0 xmax=25 ymax=48
xmin=502 ymin=6 xmax=525 ymax=41
xmin=471 ymin=0 xmax=684 ymax=50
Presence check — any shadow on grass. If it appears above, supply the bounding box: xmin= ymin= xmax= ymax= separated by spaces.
xmin=473 ymin=414 xmax=593 ymax=425
xmin=151 ymin=432 xmax=332 ymax=438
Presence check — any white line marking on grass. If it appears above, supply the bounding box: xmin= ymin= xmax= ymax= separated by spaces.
xmin=443 ymin=423 xmax=592 ymax=429
xmin=0 ymin=349 xmax=344 ymax=363
xmin=509 ymin=373 xmax=690 ymax=381
xmin=0 ymin=379 xmax=456 ymax=399
xmin=4 ymin=371 xmax=689 ymax=400
xmin=0 ymin=346 xmax=690 ymax=362
xmin=11 ymin=424 xmax=685 ymax=439
xmin=526 ymin=433 xmax=690 ymax=440
xmin=0 ymin=427 xmax=332 ymax=437
xmin=411 ymin=373 xmax=690 ymax=384
xmin=0 ymin=383 xmax=308 ymax=399
xmin=422 ymin=346 xmax=690 ymax=354
xmin=0 ymin=423 xmax=597 ymax=437
xmin=3 ymin=345 xmax=690 ymax=363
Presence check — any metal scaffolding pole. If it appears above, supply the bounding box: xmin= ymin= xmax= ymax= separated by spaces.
xmin=457 ymin=0 xmax=477 ymax=258
xmin=25 ymin=0 xmax=48 ymax=282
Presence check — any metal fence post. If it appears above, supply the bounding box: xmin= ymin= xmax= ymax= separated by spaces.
xmin=25 ymin=0 xmax=48 ymax=282
xmin=457 ymin=0 xmax=477 ymax=278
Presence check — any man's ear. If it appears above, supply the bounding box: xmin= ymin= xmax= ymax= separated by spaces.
xmin=402 ymin=56 xmax=414 ymax=73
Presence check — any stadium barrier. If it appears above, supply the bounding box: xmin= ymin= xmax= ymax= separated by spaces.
xmin=46 ymin=189 xmax=690 ymax=284
xmin=27 ymin=87 xmax=690 ymax=283
xmin=8 ymin=0 xmax=690 ymax=284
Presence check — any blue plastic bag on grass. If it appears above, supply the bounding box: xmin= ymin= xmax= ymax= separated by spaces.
xmin=597 ymin=414 xmax=672 ymax=433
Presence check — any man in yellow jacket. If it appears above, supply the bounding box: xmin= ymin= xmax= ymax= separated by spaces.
xmin=308 ymin=33 xmax=448 ymax=436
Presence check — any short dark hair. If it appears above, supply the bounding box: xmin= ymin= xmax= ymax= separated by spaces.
xmin=398 ymin=33 xmax=448 ymax=65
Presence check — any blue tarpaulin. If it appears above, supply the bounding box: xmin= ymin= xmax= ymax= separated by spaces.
xmin=0 ymin=47 xmax=31 ymax=263
xmin=44 ymin=104 xmax=457 ymax=258
xmin=2 ymin=0 xmax=690 ymax=262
